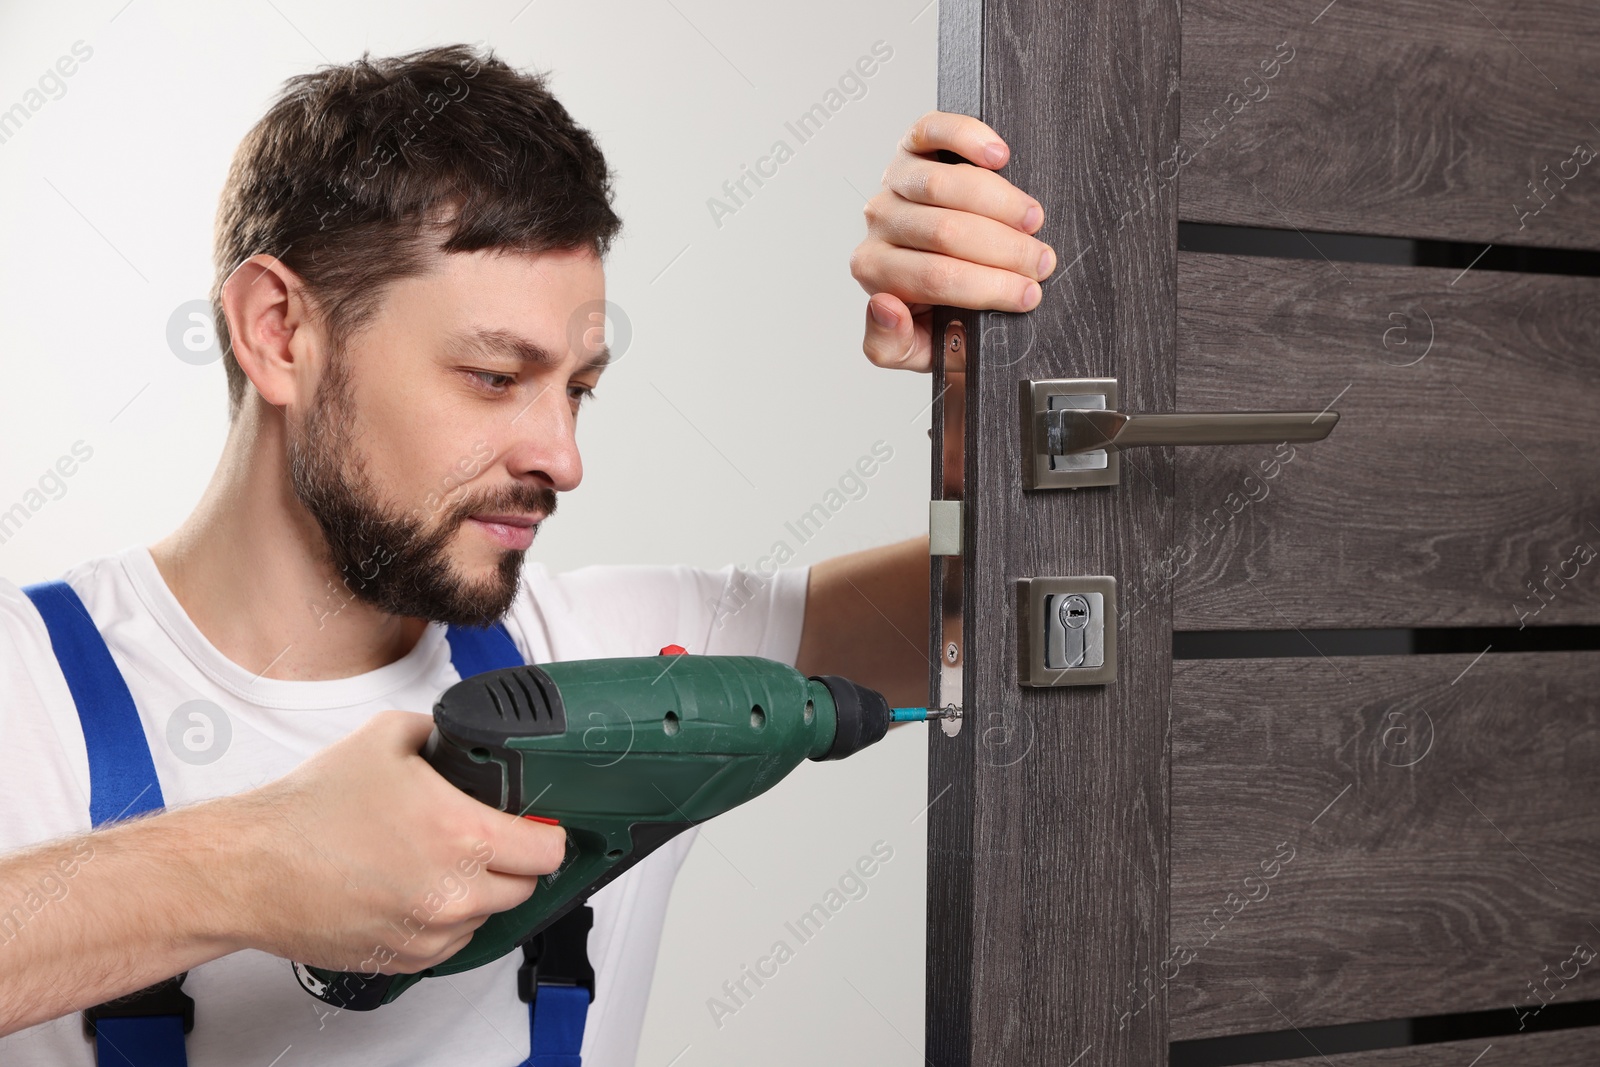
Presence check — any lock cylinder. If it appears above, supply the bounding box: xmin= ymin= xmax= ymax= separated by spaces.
xmin=1018 ymin=576 xmax=1118 ymax=686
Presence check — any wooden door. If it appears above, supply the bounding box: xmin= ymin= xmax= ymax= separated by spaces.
xmin=927 ymin=1 xmax=1600 ymax=1064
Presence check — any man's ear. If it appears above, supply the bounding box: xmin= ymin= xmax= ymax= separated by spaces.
xmin=221 ymin=254 xmax=319 ymax=410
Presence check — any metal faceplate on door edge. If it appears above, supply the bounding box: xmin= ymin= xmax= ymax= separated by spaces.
xmin=934 ymin=318 xmax=966 ymax=735
xmin=1021 ymin=377 xmax=1120 ymax=489
xmin=1017 ymin=576 xmax=1117 ymax=686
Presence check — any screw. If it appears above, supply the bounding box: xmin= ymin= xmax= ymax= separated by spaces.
xmin=945 ymin=641 xmax=959 ymax=664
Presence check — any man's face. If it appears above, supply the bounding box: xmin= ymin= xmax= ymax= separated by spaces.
xmin=287 ymin=244 xmax=607 ymax=627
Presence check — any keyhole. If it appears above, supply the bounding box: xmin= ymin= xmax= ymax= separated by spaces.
xmin=1059 ymin=595 xmax=1090 ymax=630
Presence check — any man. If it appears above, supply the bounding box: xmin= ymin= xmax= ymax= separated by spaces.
xmin=0 ymin=43 xmax=1053 ymax=1065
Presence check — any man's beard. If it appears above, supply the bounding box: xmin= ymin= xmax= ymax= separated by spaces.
xmin=286 ymin=355 xmax=556 ymax=628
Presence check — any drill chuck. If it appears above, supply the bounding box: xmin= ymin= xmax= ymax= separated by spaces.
xmin=808 ymin=674 xmax=890 ymax=760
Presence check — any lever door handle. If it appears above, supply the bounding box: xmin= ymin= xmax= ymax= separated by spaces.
xmin=1035 ymin=408 xmax=1338 ymax=456
xmin=1021 ymin=377 xmax=1340 ymax=490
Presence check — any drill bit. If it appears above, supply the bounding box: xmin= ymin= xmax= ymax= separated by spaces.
xmin=889 ymin=704 xmax=963 ymax=723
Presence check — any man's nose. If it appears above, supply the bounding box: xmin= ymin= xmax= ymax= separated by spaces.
xmin=506 ymin=384 xmax=583 ymax=492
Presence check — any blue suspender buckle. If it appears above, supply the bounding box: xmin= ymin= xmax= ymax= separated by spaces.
xmin=81 ymin=972 xmax=196 ymax=1039
xmin=518 ymin=907 xmax=595 ymax=1007
xmin=519 ymin=907 xmax=594 ymax=1067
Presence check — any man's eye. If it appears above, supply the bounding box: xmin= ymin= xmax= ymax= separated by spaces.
xmin=570 ymin=385 xmax=598 ymax=407
xmin=470 ymin=370 xmax=515 ymax=392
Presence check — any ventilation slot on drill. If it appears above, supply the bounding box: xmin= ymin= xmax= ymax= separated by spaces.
xmin=496 ymin=677 xmax=523 ymax=722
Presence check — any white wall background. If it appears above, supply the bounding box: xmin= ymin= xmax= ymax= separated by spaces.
xmin=0 ymin=2 xmax=936 ymax=1064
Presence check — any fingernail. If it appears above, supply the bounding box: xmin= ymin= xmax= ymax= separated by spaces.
xmin=1023 ymin=282 xmax=1042 ymax=309
xmin=983 ymin=142 xmax=1007 ymax=166
xmin=870 ymin=301 xmax=899 ymax=329
xmin=1022 ymin=204 xmax=1043 ymax=231
xmin=1038 ymin=247 xmax=1056 ymax=276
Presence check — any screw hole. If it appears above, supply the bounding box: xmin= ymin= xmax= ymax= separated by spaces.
xmin=803 ymin=699 xmax=815 ymax=725
xmin=663 ymin=711 xmax=680 ymax=736
xmin=750 ymin=704 xmax=766 ymax=730
xmin=606 ymin=848 xmax=624 ymax=859
xmin=470 ymin=746 xmax=490 ymax=760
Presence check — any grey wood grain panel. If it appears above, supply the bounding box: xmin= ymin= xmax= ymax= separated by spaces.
xmin=1250 ymin=1028 xmax=1600 ymax=1066
xmin=927 ymin=0 xmax=1180 ymax=1063
xmin=1162 ymin=251 xmax=1600 ymax=631
xmin=1175 ymin=0 xmax=1600 ymax=249
xmin=1168 ymin=652 xmax=1600 ymax=1040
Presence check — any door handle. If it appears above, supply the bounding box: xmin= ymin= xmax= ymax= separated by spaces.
xmin=1021 ymin=377 xmax=1340 ymax=490
xmin=1035 ymin=408 xmax=1337 ymax=456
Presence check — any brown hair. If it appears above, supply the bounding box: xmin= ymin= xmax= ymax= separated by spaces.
xmin=211 ymin=43 xmax=622 ymax=420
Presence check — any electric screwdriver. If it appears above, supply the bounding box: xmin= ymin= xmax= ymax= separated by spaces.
xmin=293 ymin=647 xmax=953 ymax=1010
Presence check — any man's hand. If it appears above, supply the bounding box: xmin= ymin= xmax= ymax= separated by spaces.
xmin=234 ymin=709 xmax=567 ymax=975
xmin=850 ymin=110 xmax=1055 ymax=372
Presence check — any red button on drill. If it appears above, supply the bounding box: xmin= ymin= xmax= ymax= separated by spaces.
xmin=659 ymin=643 xmax=687 ymax=655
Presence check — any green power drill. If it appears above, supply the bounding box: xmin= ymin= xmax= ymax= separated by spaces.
xmin=292 ymin=647 xmax=955 ymax=1010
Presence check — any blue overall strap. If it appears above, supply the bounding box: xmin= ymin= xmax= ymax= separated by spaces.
xmin=23 ymin=581 xmax=165 ymax=826
xmin=526 ymin=987 xmax=588 ymax=1067
xmin=444 ymin=620 xmax=525 ymax=678
xmin=444 ymin=621 xmax=591 ymax=1067
xmin=21 ymin=580 xmax=191 ymax=1067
